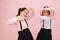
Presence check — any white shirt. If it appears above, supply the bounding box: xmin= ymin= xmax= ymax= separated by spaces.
xmin=40 ymin=16 xmax=52 ymax=29
xmin=7 ymin=16 xmax=28 ymax=31
xmin=7 ymin=13 xmax=34 ymax=31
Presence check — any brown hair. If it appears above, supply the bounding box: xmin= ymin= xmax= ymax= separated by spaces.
xmin=16 ymin=8 xmax=29 ymax=16
xmin=41 ymin=6 xmax=50 ymax=16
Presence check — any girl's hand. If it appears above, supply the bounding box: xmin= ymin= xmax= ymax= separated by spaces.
xmin=50 ymin=12 xmax=55 ymax=19
xmin=29 ymin=8 xmax=34 ymax=13
xmin=28 ymin=8 xmax=34 ymax=15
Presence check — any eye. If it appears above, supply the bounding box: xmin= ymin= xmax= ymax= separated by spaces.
xmin=24 ymin=12 xmax=28 ymax=14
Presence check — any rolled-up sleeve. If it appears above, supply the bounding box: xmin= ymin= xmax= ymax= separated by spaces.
xmin=7 ymin=17 xmax=18 ymax=25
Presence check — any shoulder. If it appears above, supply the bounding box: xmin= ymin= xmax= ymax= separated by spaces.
xmin=40 ymin=16 xmax=52 ymax=20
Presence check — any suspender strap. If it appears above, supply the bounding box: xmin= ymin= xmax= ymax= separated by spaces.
xmin=50 ymin=20 xmax=52 ymax=29
xmin=19 ymin=19 xmax=28 ymax=30
xmin=24 ymin=19 xmax=28 ymax=27
xmin=42 ymin=20 xmax=44 ymax=28
xmin=42 ymin=20 xmax=52 ymax=29
xmin=19 ymin=21 xmax=22 ymax=30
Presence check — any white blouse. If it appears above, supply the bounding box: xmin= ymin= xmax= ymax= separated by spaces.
xmin=7 ymin=13 xmax=34 ymax=31
xmin=40 ymin=16 xmax=52 ymax=29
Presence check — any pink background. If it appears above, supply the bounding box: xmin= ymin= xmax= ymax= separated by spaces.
xmin=0 ymin=0 xmax=60 ymax=40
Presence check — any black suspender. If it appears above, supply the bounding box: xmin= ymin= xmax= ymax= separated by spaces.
xmin=19 ymin=19 xmax=28 ymax=30
xmin=24 ymin=19 xmax=28 ymax=27
xmin=19 ymin=21 xmax=22 ymax=30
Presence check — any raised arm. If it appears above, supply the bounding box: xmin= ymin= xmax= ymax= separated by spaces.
xmin=50 ymin=11 xmax=55 ymax=20
xmin=26 ymin=8 xmax=35 ymax=21
xmin=7 ymin=17 xmax=18 ymax=25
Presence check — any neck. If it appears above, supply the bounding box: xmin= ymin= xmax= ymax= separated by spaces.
xmin=20 ymin=15 xmax=24 ymax=17
xmin=19 ymin=15 xmax=27 ymax=21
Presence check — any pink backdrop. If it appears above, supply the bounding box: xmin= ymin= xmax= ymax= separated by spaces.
xmin=0 ymin=0 xmax=60 ymax=40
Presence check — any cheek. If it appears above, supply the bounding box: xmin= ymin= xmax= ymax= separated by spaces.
xmin=21 ymin=12 xmax=26 ymax=15
xmin=46 ymin=12 xmax=49 ymax=15
xmin=43 ymin=13 xmax=46 ymax=15
xmin=22 ymin=12 xmax=28 ymax=16
xmin=21 ymin=12 xmax=25 ymax=15
xmin=25 ymin=13 xmax=28 ymax=15
xmin=25 ymin=14 xmax=27 ymax=16
xmin=24 ymin=12 xmax=28 ymax=15
xmin=43 ymin=13 xmax=48 ymax=16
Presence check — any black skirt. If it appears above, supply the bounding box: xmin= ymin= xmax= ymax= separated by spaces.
xmin=18 ymin=31 xmax=22 ymax=40
xmin=18 ymin=28 xmax=33 ymax=40
xmin=36 ymin=28 xmax=52 ymax=40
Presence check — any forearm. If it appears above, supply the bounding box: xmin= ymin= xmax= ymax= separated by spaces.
xmin=7 ymin=17 xmax=18 ymax=25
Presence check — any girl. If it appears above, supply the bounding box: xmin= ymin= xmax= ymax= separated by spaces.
xmin=7 ymin=7 xmax=34 ymax=40
xmin=36 ymin=6 xmax=55 ymax=40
